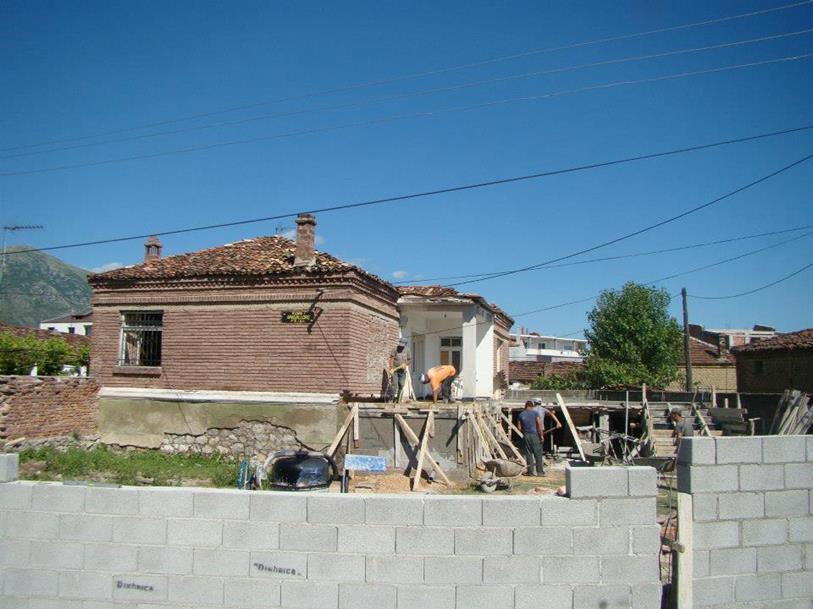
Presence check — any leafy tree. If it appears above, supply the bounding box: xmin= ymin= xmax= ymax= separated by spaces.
xmin=0 ymin=331 xmax=87 ymax=376
xmin=583 ymin=282 xmax=681 ymax=388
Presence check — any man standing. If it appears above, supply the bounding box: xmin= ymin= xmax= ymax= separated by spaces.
xmin=419 ymin=364 xmax=456 ymax=403
xmin=518 ymin=399 xmax=561 ymax=476
xmin=670 ymin=407 xmax=694 ymax=445
xmin=388 ymin=338 xmax=411 ymax=402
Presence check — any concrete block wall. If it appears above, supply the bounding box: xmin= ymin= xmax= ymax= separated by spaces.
xmin=678 ymin=435 xmax=813 ymax=608
xmin=0 ymin=460 xmax=660 ymax=609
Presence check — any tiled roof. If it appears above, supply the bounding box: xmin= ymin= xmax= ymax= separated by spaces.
xmin=682 ymin=337 xmax=735 ymax=366
xmin=40 ymin=311 xmax=93 ymax=324
xmin=0 ymin=322 xmax=90 ymax=348
xmin=398 ymin=285 xmax=514 ymax=325
xmin=731 ymin=328 xmax=813 ymax=353
xmin=509 ymin=360 xmax=584 ymax=383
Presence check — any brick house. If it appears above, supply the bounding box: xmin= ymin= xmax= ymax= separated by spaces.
xmin=667 ymin=336 xmax=737 ymax=391
xmin=732 ymin=328 xmax=813 ymax=393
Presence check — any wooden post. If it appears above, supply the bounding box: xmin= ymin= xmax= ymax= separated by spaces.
xmin=413 ymin=412 xmax=433 ymax=491
xmin=675 ymin=492 xmax=694 ymax=609
xmin=393 ymin=417 xmax=403 ymax=469
xmin=736 ymin=393 xmax=742 ymax=409
xmin=327 ymin=404 xmax=358 ymax=457
xmin=682 ymin=287 xmax=693 ymax=392
xmin=394 ymin=414 xmax=451 ymax=486
xmin=555 ymin=393 xmax=586 ymax=462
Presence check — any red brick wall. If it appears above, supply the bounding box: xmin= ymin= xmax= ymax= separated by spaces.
xmin=0 ymin=376 xmax=99 ymax=441
xmin=735 ymin=350 xmax=813 ymax=393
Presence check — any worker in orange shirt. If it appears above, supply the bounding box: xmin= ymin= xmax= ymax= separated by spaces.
xmin=419 ymin=365 xmax=457 ymax=403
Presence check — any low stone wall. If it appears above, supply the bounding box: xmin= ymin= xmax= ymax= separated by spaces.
xmin=0 ymin=456 xmax=661 ymax=608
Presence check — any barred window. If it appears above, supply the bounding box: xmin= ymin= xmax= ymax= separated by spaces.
xmin=119 ymin=311 xmax=163 ymax=367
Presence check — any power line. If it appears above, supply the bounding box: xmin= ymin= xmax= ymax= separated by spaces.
xmin=691 ymin=259 xmax=813 ymax=299
xmin=8 ymin=27 xmax=813 ymax=161
xmin=5 ymin=0 xmax=809 ymax=154
xmin=4 ymin=52 xmax=812 ymax=178
xmin=6 ymin=124 xmax=813 ymax=256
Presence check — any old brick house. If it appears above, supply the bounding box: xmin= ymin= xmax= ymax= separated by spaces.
xmin=667 ymin=336 xmax=737 ymax=392
xmin=732 ymin=328 xmax=813 ymax=393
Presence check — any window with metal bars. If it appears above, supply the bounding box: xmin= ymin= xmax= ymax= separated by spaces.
xmin=119 ymin=311 xmax=163 ymax=366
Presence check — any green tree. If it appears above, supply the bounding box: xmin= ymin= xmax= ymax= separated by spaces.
xmin=0 ymin=331 xmax=86 ymax=376
xmin=584 ymin=282 xmax=681 ymax=388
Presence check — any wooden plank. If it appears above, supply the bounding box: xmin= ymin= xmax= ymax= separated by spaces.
xmin=393 ymin=417 xmax=403 ymax=469
xmin=555 ymin=393 xmax=586 ymax=462
xmin=675 ymin=492 xmax=694 ymax=609
xmin=352 ymin=405 xmax=360 ymax=448
xmin=487 ymin=411 xmax=525 ymax=465
xmin=327 ymin=404 xmax=358 ymax=457
xmin=478 ymin=412 xmax=509 ymax=460
xmin=412 ymin=411 xmax=434 ymax=491
xmin=394 ymin=414 xmax=451 ymax=486
xmin=500 ymin=410 xmax=524 ymax=438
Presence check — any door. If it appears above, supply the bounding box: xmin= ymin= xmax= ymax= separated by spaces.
xmin=440 ymin=337 xmax=462 ymax=374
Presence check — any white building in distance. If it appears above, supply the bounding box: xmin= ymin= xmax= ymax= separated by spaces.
xmin=39 ymin=311 xmax=93 ymax=336
xmin=509 ymin=329 xmax=586 ymax=363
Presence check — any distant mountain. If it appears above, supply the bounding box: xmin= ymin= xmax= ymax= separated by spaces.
xmin=0 ymin=246 xmax=91 ymax=327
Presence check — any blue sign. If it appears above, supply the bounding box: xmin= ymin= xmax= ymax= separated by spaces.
xmin=344 ymin=454 xmax=387 ymax=472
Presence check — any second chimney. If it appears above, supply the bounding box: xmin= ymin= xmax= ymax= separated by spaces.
xmin=293 ymin=213 xmax=316 ymax=267
xmin=144 ymin=235 xmax=162 ymax=262
xmin=717 ymin=334 xmax=729 ymax=356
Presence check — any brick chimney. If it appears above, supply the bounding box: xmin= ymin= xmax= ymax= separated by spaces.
xmin=293 ymin=213 xmax=316 ymax=267
xmin=144 ymin=235 xmax=162 ymax=262
xmin=717 ymin=334 xmax=729 ymax=356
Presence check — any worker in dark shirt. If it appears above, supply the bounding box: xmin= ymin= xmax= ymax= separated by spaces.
xmin=388 ymin=338 xmax=410 ymax=402
xmin=670 ymin=407 xmax=694 ymax=445
xmin=518 ymin=400 xmax=561 ymax=476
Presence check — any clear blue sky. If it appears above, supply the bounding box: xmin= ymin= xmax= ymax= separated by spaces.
xmin=2 ymin=1 xmax=812 ymax=336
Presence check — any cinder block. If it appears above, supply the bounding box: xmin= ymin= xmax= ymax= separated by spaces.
xmin=0 ymin=454 xmax=19 ymax=482
xmin=280 ymin=580 xmax=339 ymax=609
xmin=740 ymin=464 xmax=785 ymax=491
xmin=718 ymin=492 xmax=764 ymax=520
xmin=250 ymin=550 xmax=307 ymax=578
xmin=631 ymin=582 xmax=663 ymax=609
xmin=28 ymin=540 xmax=82 ymax=568
xmin=677 ymin=464 xmax=738 ymax=493
xmin=168 ymin=575 xmax=224 ymax=605
xmin=84 ymin=542 xmax=139 ymax=571
xmin=628 ymin=466 xmax=657 ymax=497
xmin=3 ymin=568 xmax=58 ymax=597
xmin=766 ymin=490 xmax=809 ymax=517
xmin=365 ymin=555 xmax=423 ymax=584
xmin=112 ymin=573 xmax=168 ymax=602
xmin=59 ymin=570 xmax=112 ymax=600
xmin=541 ymin=497 xmax=597 ymax=526
xmin=222 ymin=520 xmax=279 ymax=550
xmin=709 ymin=547 xmax=757 ymax=575
xmin=600 ymin=555 xmax=659 ymax=584
xmin=483 ymin=555 xmax=540 ymax=583
xmin=308 ymin=495 xmax=364 ymax=524
xmin=757 ymin=544 xmax=803 ymax=572
xmin=808 ymin=436 xmax=813 ymax=462
xmin=112 ymin=516 xmax=166 ymax=544
xmin=138 ymin=546 xmax=193 ymax=575
xmin=599 ymin=497 xmax=656 ymax=526
xmin=193 ymin=490 xmax=249 ymax=519
xmin=714 ymin=437 xmax=762 ymax=464
xmin=0 ymin=482 xmax=32 ymax=509
xmin=365 ymin=495 xmax=423 ymax=525
xmin=789 ymin=517 xmax=813 ymax=542
xmin=7 ymin=510 xmax=58 ymax=539
xmin=694 ymin=551 xmax=709 ymax=578
xmin=693 ymin=575 xmax=734 ymax=607
xmin=805 ymin=544 xmax=813 ymax=570
xmin=339 ymin=583 xmax=396 ymax=609
xmin=541 ymin=556 xmax=599 ymax=584
xmin=396 ymin=526 xmax=453 ymax=555
xmin=395 ymin=584 xmax=454 ymax=609
xmin=193 ymin=548 xmax=249 ymax=577
xmin=455 ymin=585 xmax=513 ymax=609
xmin=572 ymin=526 xmax=628 ymax=556
xmin=250 ymin=491 xmax=307 ymax=523
xmin=514 ymin=526 xmax=573 ymax=555
xmin=694 ymin=520 xmax=740 ymax=550
xmin=167 ymin=518 xmax=222 ymax=547
xmin=139 ymin=487 xmax=193 ymax=517
xmin=676 ymin=437 xmax=716 ymax=465
xmin=0 ymin=539 xmax=29 ymax=566
xmin=742 ymin=519 xmax=788 ymax=546
xmin=85 ymin=487 xmax=139 ymax=515
xmin=573 ymin=584 xmax=630 ymax=609
xmin=27 ymin=599 xmax=79 ymax=609
xmin=482 ymin=497 xmax=539 ymax=526
xmin=692 ymin=494 xmax=718 ymax=522
xmin=337 ymin=524 xmax=394 ymax=554
xmin=763 ymin=436 xmax=806 ymax=463
xmin=59 ymin=513 xmax=113 ymax=541
xmin=514 ymin=584 xmax=572 ymax=609
xmin=424 ymin=497 xmax=481 ymax=526
xmin=785 ymin=463 xmax=813 ymax=489
xmin=31 ymin=483 xmax=86 ymax=512
xmin=632 ymin=525 xmax=661 ymax=555
xmin=566 ymin=464 xmax=628 ymax=498
xmin=308 ymin=553 xmax=365 ymax=582
xmin=279 ymin=524 xmax=337 ymax=552
xmin=224 ymin=578 xmax=281 ymax=608
xmin=735 ymin=572 xmax=781 ymax=602
xmin=781 ymin=571 xmax=813 ymax=599
xmin=455 ymin=527 xmax=512 ymax=555
xmin=424 ymin=556 xmax=483 ymax=584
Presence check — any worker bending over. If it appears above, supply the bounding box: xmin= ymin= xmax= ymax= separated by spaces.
xmin=419 ymin=365 xmax=456 ymax=403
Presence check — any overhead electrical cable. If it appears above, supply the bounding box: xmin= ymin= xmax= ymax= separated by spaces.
xmin=691 ymin=259 xmax=813 ymax=299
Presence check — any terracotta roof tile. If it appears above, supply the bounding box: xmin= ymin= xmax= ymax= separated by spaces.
xmin=731 ymin=328 xmax=813 ymax=353
xmin=398 ymin=285 xmax=514 ymax=325
xmin=683 ymin=337 xmax=735 ymax=366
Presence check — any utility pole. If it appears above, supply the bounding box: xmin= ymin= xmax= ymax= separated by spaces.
xmin=681 ymin=287 xmax=693 ymax=392
xmin=0 ymin=225 xmax=44 ymax=285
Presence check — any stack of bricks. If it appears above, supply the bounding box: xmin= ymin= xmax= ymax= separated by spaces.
xmin=678 ymin=435 xmax=813 ymax=607
xmin=0 ymin=460 xmax=661 ymax=609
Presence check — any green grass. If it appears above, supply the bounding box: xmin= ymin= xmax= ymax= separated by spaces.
xmin=19 ymin=445 xmax=239 ymax=488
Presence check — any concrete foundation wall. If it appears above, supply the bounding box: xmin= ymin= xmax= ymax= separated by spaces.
xmin=0 ymin=455 xmax=661 ymax=609
xmin=677 ymin=435 xmax=813 ymax=608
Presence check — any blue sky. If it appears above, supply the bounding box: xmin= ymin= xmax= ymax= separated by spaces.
xmin=2 ymin=0 xmax=812 ymax=336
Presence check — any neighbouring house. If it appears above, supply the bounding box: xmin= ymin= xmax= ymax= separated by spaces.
xmin=509 ymin=328 xmax=586 ymax=363
xmin=668 ymin=336 xmax=737 ymax=392
xmin=732 ymin=328 xmax=813 ymax=393
xmin=508 ymin=360 xmax=585 ymax=388
xmin=689 ymin=323 xmax=777 ymax=348
xmin=39 ymin=311 xmax=93 ymax=336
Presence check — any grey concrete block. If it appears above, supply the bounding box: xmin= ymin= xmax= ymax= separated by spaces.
xmin=365 ymin=495 xmax=423 ymax=525
xmin=678 ymin=464 xmax=738 ymax=493
xmin=3 ymin=569 xmax=58 ymax=597
xmin=757 ymin=545 xmax=803 ymax=572
xmin=709 ymin=547 xmax=757 ymax=575
xmin=250 ymin=550 xmax=307 ymax=578
xmin=193 ymin=490 xmax=249 ymax=519
xmin=85 ymin=487 xmax=139 ymax=515
xmin=424 ymin=556 xmax=483 ymax=584
xmin=455 ymin=527 xmax=512 ymax=555
xmin=138 ymin=546 xmax=194 ymax=575
xmin=424 ymin=497 xmax=481 ymax=526
xmin=785 ymin=463 xmax=813 ymax=489
xmin=541 ymin=496 xmax=597 ymax=526
xmin=789 ymin=517 xmax=813 ymax=542
xmin=250 ymin=491 xmax=307 ymax=522
xmin=112 ymin=574 xmax=168 ymax=602
xmin=0 ymin=454 xmax=19 ymax=482
xmin=566 ymin=464 xmax=628 ymax=498
xmin=693 ymin=575 xmax=734 ymax=607
xmin=0 ymin=539 xmax=29 ymax=566
xmin=514 ymin=526 xmax=573 ymax=556
xmin=677 ymin=437 xmax=716 ymax=465
xmin=166 ymin=518 xmax=222 ymax=547
xmin=455 ymin=585 xmax=514 ymax=609
xmin=28 ymin=599 xmax=81 ymax=609
xmin=308 ymin=553 xmax=365 ymax=582
xmin=7 ymin=510 xmax=59 ymax=539
xmin=541 ymin=556 xmax=600 ymax=584
xmin=28 ymin=540 xmax=82 ymax=569
xmin=337 ymin=524 xmax=395 ymax=554
xmin=482 ymin=497 xmax=539 ymax=526
xmin=168 ymin=575 xmax=224 ymax=605
xmin=628 ymin=466 xmax=657 ymax=497
xmin=735 ymin=572 xmax=782 ymax=602
xmin=740 ymin=464 xmax=785 ymax=491
xmin=84 ymin=542 xmax=139 ymax=571
xmin=742 ymin=519 xmax=788 ymax=546
xmin=396 ymin=584 xmax=455 ymax=609
xmin=31 ymin=483 xmax=86 ymax=512
xmin=632 ymin=525 xmax=661 ymax=555
xmin=193 ymin=548 xmax=249 ymax=577
xmin=59 ymin=513 xmax=113 ymax=541
xmin=573 ymin=584 xmax=631 ymax=609
xmin=714 ymin=437 xmax=763 ymax=464
xmin=112 ymin=516 xmax=166 ymax=545
xmin=483 ymin=555 xmax=540 ymax=583
xmin=396 ymin=526 xmax=453 ymax=555
xmin=718 ymin=492 xmax=764 ymax=520
xmin=309 ymin=495 xmax=365 ymax=524
xmin=0 ymin=482 xmax=32 ymax=509
xmin=694 ymin=520 xmax=740 ymax=550
xmin=224 ymin=578 xmax=281 ymax=608
xmin=280 ymin=580 xmax=339 ymax=609
xmin=222 ymin=520 xmax=279 ymax=550
xmin=693 ymin=494 xmax=718 ymax=522
xmin=366 ymin=555 xmax=423 ymax=584
xmin=694 ymin=550 xmax=709 ymax=578
xmin=514 ymin=584 xmax=572 ymax=609
xmin=632 ymin=582 xmax=663 ymax=609
xmin=279 ymin=524 xmax=337 ymax=552
xmin=599 ymin=497 xmax=656 ymax=526
xmin=59 ymin=571 xmax=112 ymax=600
xmin=766 ymin=490 xmax=809 ymax=517
xmin=601 ymin=555 xmax=659 ymax=584
xmin=138 ymin=487 xmax=193 ymax=517
xmin=807 ymin=544 xmax=813 ymax=570
xmin=808 ymin=436 xmax=813 ymax=461
xmin=339 ymin=583 xmax=396 ymax=609
xmin=572 ymin=526 xmax=628 ymax=556
xmin=781 ymin=571 xmax=813 ymax=599
xmin=764 ymin=436 xmax=807 ymax=463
